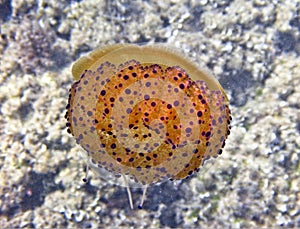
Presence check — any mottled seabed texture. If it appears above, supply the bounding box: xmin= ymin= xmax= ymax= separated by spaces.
xmin=0 ymin=0 xmax=300 ymax=228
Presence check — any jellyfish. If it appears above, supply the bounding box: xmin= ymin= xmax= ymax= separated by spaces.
xmin=65 ymin=43 xmax=231 ymax=209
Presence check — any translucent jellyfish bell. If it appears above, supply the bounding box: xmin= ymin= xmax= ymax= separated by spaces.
xmin=65 ymin=43 xmax=231 ymax=209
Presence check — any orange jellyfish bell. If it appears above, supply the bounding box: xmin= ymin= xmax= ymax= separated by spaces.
xmin=65 ymin=43 xmax=231 ymax=209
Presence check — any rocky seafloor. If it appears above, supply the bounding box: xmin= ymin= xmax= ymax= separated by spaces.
xmin=0 ymin=0 xmax=299 ymax=228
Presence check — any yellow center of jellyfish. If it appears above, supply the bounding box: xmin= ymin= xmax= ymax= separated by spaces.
xmin=66 ymin=43 xmax=231 ymax=186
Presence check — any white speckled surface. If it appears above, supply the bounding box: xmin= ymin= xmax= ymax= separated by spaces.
xmin=0 ymin=0 xmax=299 ymax=228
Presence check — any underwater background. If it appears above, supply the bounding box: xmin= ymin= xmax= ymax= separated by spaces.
xmin=0 ymin=0 xmax=299 ymax=228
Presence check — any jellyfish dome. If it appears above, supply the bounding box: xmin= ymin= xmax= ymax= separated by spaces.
xmin=65 ymin=43 xmax=231 ymax=209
